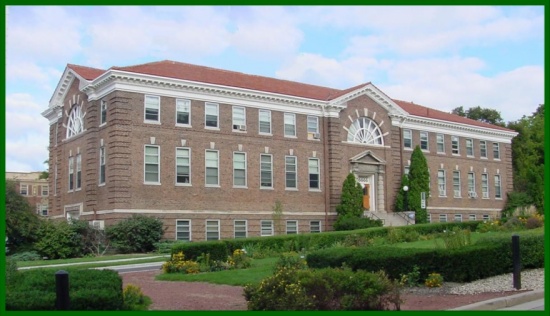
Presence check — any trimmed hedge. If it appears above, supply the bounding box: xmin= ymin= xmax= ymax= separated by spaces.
xmin=307 ymin=231 xmax=544 ymax=283
xmin=6 ymin=268 xmax=124 ymax=310
xmin=171 ymin=221 xmax=481 ymax=259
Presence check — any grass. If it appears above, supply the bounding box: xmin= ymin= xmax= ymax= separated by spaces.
xmin=17 ymin=253 xmax=168 ymax=268
xmin=155 ymin=257 xmax=278 ymax=286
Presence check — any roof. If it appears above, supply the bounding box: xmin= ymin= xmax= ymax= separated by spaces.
xmin=67 ymin=60 xmax=513 ymax=132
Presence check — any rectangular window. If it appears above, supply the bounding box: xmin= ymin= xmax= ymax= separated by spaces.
xmin=40 ymin=204 xmax=48 ymax=216
xmin=285 ymin=156 xmax=297 ymax=189
xmin=439 ymin=214 xmax=448 ymax=223
xmin=68 ymin=156 xmax=74 ymax=191
xmin=493 ymin=143 xmax=500 ymax=160
xmin=284 ymin=113 xmax=296 ymax=137
xmin=308 ymin=158 xmax=320 ymax=190
xmin=310 ymin=220 xmax=321 ymax=233
xmin=420 ymin=131 xmax=429 ymax=150
xmin=205 ymin=150 xmax=219 ymax=186
xmin=467 ymin=172 xmax=475 ymax=197
xmin=260 ymin=154 xmax=273 ymax=188
xmin=206 ymin=220 xmax=220 ymax=241
xmin=259 ymin=109 xmax=271 ymax=134
xmin=41 ymin=185 xmax=49 ymax=196
xmin=20 ymin=184 xmax=28 ymax=195
xmin=466 ymin=139 xmax=474 ymax=157
xmin=144 ymin=145 xmax=160 ymax=183
xmin=480 ymin=141 xmax=487 ymax=158
xmin=451 ymin=136 xmax=460 ymax=155
xmin=233 ymin=152 xmax=247 ymax=187
xmin=76 ymin=154 xmax=82 ymax=190
xmin=205 ymin=102 xmax=219 ymax=128
xmin=454 ymin=214 xmax=462 ymax=222
xmin=144 ymin=95 xmax=160 ymax=122
xmin=176 ymin=99 xmax=191 ymax=126
xmin=234 ymin=220 xmax=247 ymax=239
xmin=176 ymin=220 xmax=191 ymax=241
xmin=403 ymin=129 xmax=412 ymax=149
xmin=261 ymin=220 xmax=274 ymax=236
xmin=286 ymin=220 xmax=298 ymax=234
xmin=483 ymin=214 xmax=490 ymax=221
xmin=99 ymin=146 xmax=106 ymax=185
xmin=176 ymin=148 xmax=191 ymax=185
xmin=428 ymin=213 xmax=432 ymax=223
xmin=404 ymin=166 xmax=410 ymax=175
xmin=453 ymin=171 xmax=461 ymax=197
xmin=436 ymin=134 xmax=445 ymax=153
xmin=307 ymin=116 xmax=319 ymax=139
xmin=232 ymin=106 xmax=246 ymax=130
xmin=481 ymin=173 xmax=489 ymax=198
xmin=100 ymin=100 xmax=107 ymax=125
xmin=494 ymin=174 xmax=502 ymax=198
xmin=469 ymin=214 xmax=476 ymax=221
xmin=438 ymin=170 xmax=446 ymax=197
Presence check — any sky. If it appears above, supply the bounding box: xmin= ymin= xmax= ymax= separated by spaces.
xmin=5 ymin=5 xmax=545 ymax=172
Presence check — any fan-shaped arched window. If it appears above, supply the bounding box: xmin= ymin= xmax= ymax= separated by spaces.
xmin=66 ymin=104 xmax=85 ymax=138
xmin=347 ymin=117 xmax=384 ymax=145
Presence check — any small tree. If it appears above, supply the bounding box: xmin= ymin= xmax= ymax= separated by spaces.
xmin=106 ymin=215 xmax=165 ymax=253
xmin=336 ymin=173 xmax=363 ymax=221
xmin=272 ymin=200 xmax=284 ymax=235
xmin=5 ymin=180 xmax=41 ymax=253
xmin=408 ymin=146 xmax=430 ymax=223
xmin=393 ymin=174 xmax=410 ymax=212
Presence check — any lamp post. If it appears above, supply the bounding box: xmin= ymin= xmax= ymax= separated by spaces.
xmin=403 ymin=185 xmax=409 ymax=212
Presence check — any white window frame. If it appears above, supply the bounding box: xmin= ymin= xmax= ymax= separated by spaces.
xmin=308 ymin=158 xmax=320 ymax=190
xmin=494 ymin=174 xmax=502 ymax=199
xmin=40 ymin=204 xmax=48 ymax=216
xmin=467 ymin=172 xmax=475 ymax=197
xmin=20 ymin=184 xmax=28 ymax=195
xmin=465 ymin=139 xmax=474 ymax=157
xmin=481 ymin=173 xmax=489 ymax=199
xmin=438 ymin=170 xmax=446 ymax=197
xmin=144 ymin=95 xmax=160 ymax=123
xmin=451 ymin=136 xmax=460 ymax=155
xmin=206 ymin=220 xmax=220 ymax=241
xmin=260 ymin=154 xmax=273 ymax=189
xmin=454 ymin=214 xmax=462 ymax=222
xmin=403 ymin=129 xmax=412 ymax=149
xmin=99 ymin=146 xmax=106 ymax=185
xmin=261 ymin=220 xmax=274 ymax=236
xmin=233 ymin=152 xmax=247 ymax=188
xmin=420 ymin=131 xmax=429 ymax=151
xmin=310 ymin=220 xmax=321 ymax=233
xmin=176 ymin=99 xmax=191 ymax=127
xmin=307 ymin=116 xmax=319 ymax=140
xmin=493 ymin=143 xmax=500 ymax=160
xmin=483 ymin=214 xmax=491 ymax=221
xmin=144 ymin=145 xmax=160 ymax=184
xmin=205 ymin=150 xmax=220 ymax=187
xmin=100 ymin=100 xmax=107 ymax=126
xmin=286 ymin=220 xmax=298 ymax=234
xmin=205 ymin=102 xmax=219 ymax=129
xmin=232 ymin=106 xmax=246 ymax=131
xmin=404 ymin=166 xmax=410 ymax=175
xmin=439 ymin=214 xmax=448 ymax=223
xmin=175 ymin=147 xmax=191 ymax=185
xmin=234 ymin=220 xmax=248 ymax=239
xmin=428 ymin=213 xmax=432 ymax=223
xmin=176 ymin=220 xmax=191 ymax=241
xmin=436 ymin=134 xmax=445 ymax=153
xmin=76 ymin=154 xmax=82 ymax=190
xmin=480 ymin=141 xmax=488 ymax=158
xmin=469 ymin=214 xmax=477 ymax=221
xmin=285 ymin=155 xmax=297 ymax=190
xmin=453 ymin=171 xmax=461 ymax=198
xmin=68 ymin=156 xmax=74 ymax=191
xmin=41 ymin=185 xmax=49 ymax=196
xmin=259 ymin=109 xmax=272 ymax=135
xmin=284 ymin=113 xmax=296 ymax=137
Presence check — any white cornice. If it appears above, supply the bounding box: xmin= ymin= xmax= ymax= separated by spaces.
xmin=41 ymin=105 xmax=62 ymax=125
xmin=329 ymin=84 xmax=409 ymax=117
xmin=402 ymin=115 xmax=517 ymax=143
xmin=48 ymin=67 xmax=89 ymax=109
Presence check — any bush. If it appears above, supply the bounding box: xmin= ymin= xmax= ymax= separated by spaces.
xmin=5 ymin=257 xmax=19 ymax=290
xmin=425 ymin=273 xmax=443 ymax=288
xmin=6 ymin=268 xmax=124 ymax=310
xmin=437 ymin=227 xmax=472 ymax=249
xmin=34 ymin=220 xmax=85 ymax=259
xmin=123 ymin=284 xmax=152 ymax=310
xmin=525 ymin=214 xmax=544 ymax=229
xmin=9 ymin=251 xmax=42 ymax=261
xmin=106 ymin=215 xmax=164 ymax=253
xmin=162 ymin=252 xmax=200 ymax=274
xmin=333 ymin=217 xmax=383 ymax=231
xmin=275 ymin=252 xmax=308 ymax=271
xmin=171 ymin=241 xmax=229 ymax=261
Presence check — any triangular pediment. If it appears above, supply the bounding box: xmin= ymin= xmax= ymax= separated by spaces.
xmin=349 ymin=150 xmax=386 ymax=165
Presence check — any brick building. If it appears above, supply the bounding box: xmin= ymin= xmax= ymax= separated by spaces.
xmin=42 ymin=60 xmax=517 ymax=241
xmin=6 ymin=172 xmax=50 ymax=216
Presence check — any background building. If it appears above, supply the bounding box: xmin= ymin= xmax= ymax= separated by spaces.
xmin=5 ymin=172 xmax=50 ymax=216
xmin=42 ymin=60 xmax=517 ymax=240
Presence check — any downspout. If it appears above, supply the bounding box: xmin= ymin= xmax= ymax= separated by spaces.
xmin=322 ymin=104 xmax=330 ymax=232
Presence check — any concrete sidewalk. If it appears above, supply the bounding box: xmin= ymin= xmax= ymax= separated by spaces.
xmin=18 ymin=255 xmax=169 ymax=270
xmin=449 ymin=289 xmax=544 ymax=310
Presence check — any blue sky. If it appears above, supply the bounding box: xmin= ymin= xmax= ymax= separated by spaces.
xmin=5 ymin=5 xmax=544 ymax=172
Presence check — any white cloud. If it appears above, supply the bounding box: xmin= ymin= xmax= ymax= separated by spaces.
xmin=6 ymin=138 xmax=49 ymax=172
xmin=6 ymin=93 xmax=50 ymax=142
xmin=6 ymin=62 xmax=60 ymax=91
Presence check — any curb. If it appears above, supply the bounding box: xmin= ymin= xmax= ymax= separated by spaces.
xmin=449 ymin=289 xmax=544 ymax=310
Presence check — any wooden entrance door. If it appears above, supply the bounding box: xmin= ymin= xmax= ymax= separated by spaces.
xmin=362 ymin=184 xmax=370 ymax=210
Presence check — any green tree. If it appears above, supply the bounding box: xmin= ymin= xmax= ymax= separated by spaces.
xmin=5 ymin=180 xmax=41 ymax=253
xmin=106 ymin=215 xmax=165 ymax=253
xmin=408 ymin=146 xmax=430 ymax=223
xmin=38 ymin=160 xmax=49 ymax=180
xmin=393 ymin=174 xmax=410 ymax=212
xmin=506 ymin=104 xmax=544 ymax=213
xmin=335 ymin=173 xmax=364 ymax=220
xmin=451 ymin=106 xmax=505 ymax=126
xmin=34 ymin=219 xmax=85 ymax=259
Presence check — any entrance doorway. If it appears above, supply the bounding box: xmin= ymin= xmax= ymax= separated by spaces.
xmin=363 ymin=184 xmax=370 ymax=209
xmin=358 ymin=175 xmax=375 ymax=211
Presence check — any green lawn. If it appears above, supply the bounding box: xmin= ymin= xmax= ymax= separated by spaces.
xmin=155 ymin=257 xmax=278 ymax=286
xmin=16 ymin=253 xmax=168 ymax=268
